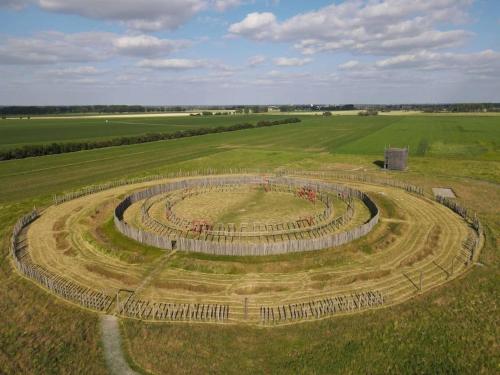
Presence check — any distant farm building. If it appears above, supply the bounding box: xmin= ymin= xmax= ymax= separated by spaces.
xmin=384 ymin=147 xmax=408 ymax=170
xmin=267 ymin=106 xmax=280 ymax=112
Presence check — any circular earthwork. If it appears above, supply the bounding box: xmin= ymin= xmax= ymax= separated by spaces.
xmin=11 ymin=173 xmax=482 ymax=325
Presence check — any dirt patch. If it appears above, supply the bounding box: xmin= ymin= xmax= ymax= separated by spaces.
xmin=54 ymin=231 xmax=70 ymax=251
xmin=152 ymin=280 xmax=225 ymax=293
xmin=310 ymin=273 xmax=332 ymax=282
xmin=310 ymin=281 xmax=329 ymax=290
xmin=377 ymin=223 xmax=407 ymax=249
xmin=233 ymin=284 xmax=289 ymax=295
xmin=53 ymin=214 xmax=70 ymax=232
xmin=85 ymin=264 xmax=136 ymax=285
xmin=358 ymin=222 xmax=408 ymax=254
xmin=335 ymin=269 xmax=392 ymax=285
xmin=64 ymin=248 xmax=77 ymax=257
xmin=400 ymin=225 xmax=442 ymax=267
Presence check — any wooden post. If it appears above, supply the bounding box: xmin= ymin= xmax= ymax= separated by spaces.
xmin=451 ymin=258 xmax=454 ymax=276
xmin=419 ymin=271 xmax=423 ymax=292
xmin=244 ymin=297 xmax=248 ymax=320
xmin=115 ymin=291 xmax=119 ymax=314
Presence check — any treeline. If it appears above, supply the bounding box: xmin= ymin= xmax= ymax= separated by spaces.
xmin=277 ymin=104 xmax=355 ymax=112
xmin=0 ymin=105 xmax=213 ymax=116
xmin=0 ymin=105 xmax=158 ymax=116
xmin=420 ymin=103 xmax=500 ymax=113
xmin=365 ymin=103 xmax=500 ymax=112
xmin=255 ymin=118 xmax=301 ymax=127
xmin=3 ymin=103 xmax=500 ymax=117
xmin=0 ymin=117 xmax=301 ymax=161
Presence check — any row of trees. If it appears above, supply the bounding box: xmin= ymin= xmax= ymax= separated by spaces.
xmin=0 ymin=105 xmax=156 ymax=116
xmin=255 ymin=118 xmax=301 ymax=127
xmin=421 ymin=103 xmax=500 ymax=112
xmin=0 ymin=118 xmax=301 ymax=161
xmin=2 ymin=103 xmax=499 ymax=117
xmin=0 ymin=105 xmax=270 ymax=116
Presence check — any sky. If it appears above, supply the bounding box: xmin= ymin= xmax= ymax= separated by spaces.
xmin=0 ymin=0 xmax=499 ymax=105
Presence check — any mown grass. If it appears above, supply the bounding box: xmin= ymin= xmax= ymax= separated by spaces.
xmin=174 ymin=188 xmax=324 ymax=225
xmin=93 ymin=217 xmax=163 ymax=264
xmin=123 ymin=212 xmax=499 ymax=374
xmin=0 ymin=114 xmax=295 ymax=149
xmin=0 ymin=114 xmax=498 ymax=374
xmin=0 ymin=202 xmax=108 ymax=374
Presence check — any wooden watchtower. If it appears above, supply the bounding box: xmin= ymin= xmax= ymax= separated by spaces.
xmin=384 ymin=146 xmax=408 ymax=170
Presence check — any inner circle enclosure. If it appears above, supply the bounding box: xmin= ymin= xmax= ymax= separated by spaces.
xmin=114 ymin=175 xmax=379 ymax=255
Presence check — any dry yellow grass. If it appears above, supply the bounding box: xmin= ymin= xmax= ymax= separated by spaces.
xmin=170 ymin=187 xmax=325 ymax=225
xmin=24 ymin=175 xmax=474 ymax=323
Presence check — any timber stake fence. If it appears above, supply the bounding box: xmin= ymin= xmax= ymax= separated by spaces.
xmin=113 ymin=175 xmax=380 ymax=255
xmin=435 ymin=195 xmax=482 ymax=264
xmin=10 ymin=211 xmax=229 ymax=321
xmin=8 ymin=169 xmax=483 ymax=325
xmin=53 ymin=167 xmax=424 ymax=205
xmin=11 ymin=211 xmax=113 ymax=312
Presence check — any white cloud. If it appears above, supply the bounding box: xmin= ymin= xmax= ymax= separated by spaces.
xmin=113 ymin=35 xmax=191 ymax=57
xmin=0 ymin=32 xmax=192 ymax=65
xmin=228 ymin=1 xmax=474 ymax=55
xmin=273 ymin=57 xmax=312 ymax=67
xmin=44 ymin=66 xmax=103 ymax=76
xmin=138 ymin=58 xmax=208 ymax=70
xmin=337 ymin=49 xmax=500 ymax=80
xmin=35 ymin=66 xmax=108 ymax=84
xmin=228 ymin=12 xmax=277 ymax=39
xmin=375 ymin=49 xmax=500 ymax=76
xmin=3 ymin=0 xmax=243 ymax=27
xmin=338 ymin=60 xmax=361 ymax=70
xmin=213 ymin=0 xmax=243 ymax=12
xmin=247 ymin=55 xmax=266 ymax=67
xmin=0 ymin=31 xmax=113 ymax=65
xmin=36 ymin=0 xmax=207 ymax=31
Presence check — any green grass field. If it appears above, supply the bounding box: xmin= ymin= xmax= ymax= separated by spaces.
xmin=0 ymin=114 xmax=498 ymax=203
xmin=0 ymin=114 xmax=498 ymax=374
xmin=0 ymin=115 xmax=293 ymax=150
xmin=1 ymin=115 xmax=497 ymax=158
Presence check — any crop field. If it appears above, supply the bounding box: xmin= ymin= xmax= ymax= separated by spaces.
xmin=0 ymin=114 xmax=296 ymax=150
xmin=1 ymin=114 xmax=499 ymax=374
xmin=1 ymin=115 xmax=498 ymax=158
xmin=1 ymin=115 xmax=499 ymax=202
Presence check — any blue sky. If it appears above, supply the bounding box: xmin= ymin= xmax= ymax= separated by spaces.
xmin=0 ymin=0 xmax=499 ymax=105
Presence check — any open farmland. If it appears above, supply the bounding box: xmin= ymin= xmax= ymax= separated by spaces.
xmin=3 ymin=0 xmax=500 ymax=372
xmin=0 ymin=114 xmax=498 ymax=203
xmin=1 ymin=113 xmax=499 ymax=374
xmin=0 ymin=115 xmax=297 ymax=150
xmin=1 ymin=115 xmax=498 ymax=158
